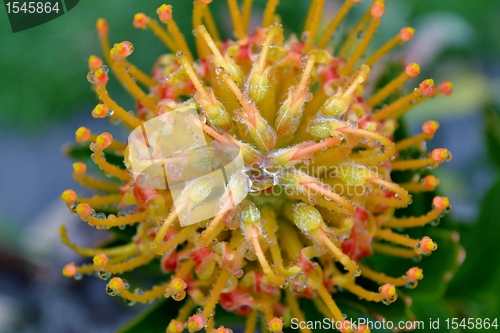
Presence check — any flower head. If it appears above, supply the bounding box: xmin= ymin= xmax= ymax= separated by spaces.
xmin=61 ymin=0 xmax=453 ymax=331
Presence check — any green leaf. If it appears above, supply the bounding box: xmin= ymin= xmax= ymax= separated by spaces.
xmin=448 ymin=176 xmax=500 ymax=297
xmin=116 ymin=299 xmax=179 ymax=333
xmin=484 ymin=105 xmax=500 ymax=169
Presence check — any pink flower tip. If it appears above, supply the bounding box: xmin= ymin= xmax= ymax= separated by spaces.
xmin=371 ymin=1 xmax=385 ymax=18
xmin=433 ymin=196 xmax=450 ymax=210
xmin=400 ymin=27 xmax=415 ymax=42
xmin=422 ymin=120 xmax=439 ymax=135
xmin=133 ymin=13 xmax=148 ymax=29
xmin=439 ymin=81 xmax=454 ymax=96
xmin=405 ymin=63 xmax=420 ymax=78
xmin=406 ymin=267 xmax=424 ymax=281
xmin=419 ymin=79 xmax=435 ymax=97
xmin=157 ymin=4 xmax=173 ymax=23
xmin=431 ymin=148 xmax=452 ymax=163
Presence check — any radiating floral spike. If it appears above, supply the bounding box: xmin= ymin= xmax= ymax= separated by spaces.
xmin=60 ymin=0 xmax=457 ymax=332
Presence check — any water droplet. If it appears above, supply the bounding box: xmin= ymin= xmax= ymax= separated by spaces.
xmin=98 ymin=271 xmax=112 ymax=280
xmin=176 ymin=50 xmax=186 ymax=57
xmin=86 ymin=71 xmax=95 ymax=83
xmin=357 ymin=31 xmax=364 ymax=39
xmin=124 ymin=298 xmax=136 ymax=306
xmin=347 ymin=119 xmax=358 ymax=129
xmin=300 ymin=54 xmax=309 ymax=64
xmin=215 ymin=66 xmax=225 ymax=75
xmin=172 ymin=290 xmax=186 ymax=301
xmin=106 ymin=286 xmax=117 ymax=296
xmin=405 ymin=280 xmax=418 ymax=289
xmin=353 ymin=269 xmax=361 ymax=277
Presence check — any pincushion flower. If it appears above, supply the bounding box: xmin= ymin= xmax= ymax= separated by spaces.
xmin=60 ymin=0 xmax=454 ymax=332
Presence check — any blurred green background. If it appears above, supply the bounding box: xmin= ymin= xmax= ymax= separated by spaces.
xmin=1 ymin=0 xmax=499 ymax=332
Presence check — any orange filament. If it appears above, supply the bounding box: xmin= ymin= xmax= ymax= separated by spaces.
xmin=95 ymin=86 xmax=142 ymax=129
xmin=303 ymin=0 xmax=318 ymax=33
xmin=304 ymin=0 xmax=325 ymax=52
xmin=76 ymin=129 xmax=126 ymax=151
xmin=196 ymin=25 xmax=234 ymax=75
xmin=241 ymin=0 xmax=254 ymax=33
xmin=193 ymin=1 xmax=211 ymax=59
xmin=316 ymin=283 xmax=344 ymax=322
xmin=317 ymin=228 xmax=358 ymax=274
xmin=364 ymin=27 xmax=415 ymax=67
xmin=395 ymin=133 xmax=430 ymax=151
xmin=203 ymin=269 xmax=231 ymax=319
xmin=218 ymin=70 xmax=256 ymax=124
xmin=275 ymin=53 xmax=317 ymax=135
xmin=175 ymin=298 xmax=195 ymax=324
xmin=400 ymin=175 xmax=441 ymax=193
xmin=262 ymin=208 xmax=302 ymax=277
xmin=257 ymin=25 xmax=283 ymax=76
xmin=96 ymin=21 xmax=156 ymax=109
xmin=375 ymin=228 xmax=419 ymax=249
xmin=317 ymin=0 xmax=357 ymax=49
xmin=358 ymin=263 xmax=408 ymax=286
xmin=79 ymin=193 xmax=122 ymax=207
xmin=341 ymin=282 xmax=395 ymax=302
xmin=83 ymin=210 xmax=149 ymax=228
xmin=382 ymin=196 xmax=450 ymax=228
xmin=338 ymin=8 xmax=371 ymax=59
xmin=203 ymin=5 xmax=221 ymax=42
xmin=372 ymin=242 xmax=417 ymax=259
xmin=391 ymin=148 xmax=451 ymax=171
xmin=160 ymin=225 xmax=198 ymax=254
xmin=367 ymin=177 xmax=410 ymax=208
xmin=200 ymin=122 xmax=230 ymax=143
xmin=198 ymin=201 xmax=232 ymax=247
xmin=60 ymin=226 xmax=137 ymax=257
xmin=123 ymin=60 xmax=157 ymax=87
xmin=373 ymin=79 xmax=435 ymax=121
xmin=243 ymin=311 xmax=258 ymax=333
xmin=262 ymin=0 xmax=279 ymax=27
xmin=291 ymin=137 xmax=342 ymax=160
xmin=112 ymin=59 xmax=157 ymax=112
xmin=227 ymin=0 xmax=247 ymax=40
xmin=116 ymin=282 xmax=168 ymax=304
xmin=93 ymin=149 xmax=131 ymax=182
xmin=300 ymin=181 xmax=355 ymax=214
xmin=249 ymin=226 xmax=285 ymax=286
xmin=174 ymin=259 xmax=196 ymax=280
xmin=341 ymin=2 xmax=384 ymax=75
xmin=285 ymin=289 xmax=312 ymax=333
xmin=152 ymin=202 xmax=185 ymax=250
xmin=72 ymin=173 xmax=121 ymax=192
xmin=157 ymin=5 xmax=194 ymax=62
xmin=395 ymin=120 xmax=438 ymax=151
xmin=366 ymin=63 xmax=421 ymax=107
xmin=338 ymin=127 xmax=395 ymax=165
xmin=293 ymin=54 xmax=317 ymax=105
xmin=177 ymin=52 xmax=211 ymax=102
xmin=104 ymin=253 xmax=156 ymax=274
xmin=144 ymin=17 xmax=177 ymax=51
